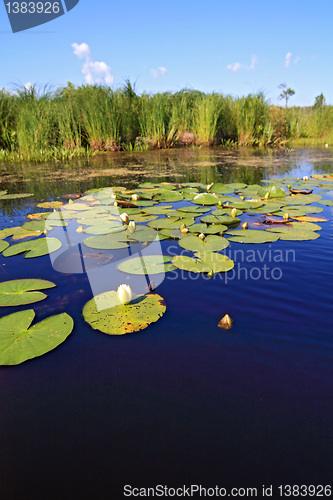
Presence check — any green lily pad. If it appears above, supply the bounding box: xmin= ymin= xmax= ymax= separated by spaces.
xmin=192 ymin=193 xmax=220 ymax=205
xmin=37 ymin=201 xmax=64 ymax=209
xmin=0 ymin=279 xmax=56 ymax=307
xmin=257 ymin=184 xmax=286 ymax=198
xmin=188 ymin=223 xmax=209 ymax=233
xmin=318 ymin=199 xmax=333 ymax=206
xmin=118 ymin=255 xmax=175 ymax=274
xmin=0 ymin=309 xmax=74 ymax=366
xmin=201 ymin=215 xmax=241 ymax=226
xmin=82 ymin=222 xmax=125 ymax=235
xmin=83 ymin=234 xmax=129 ymax=250
xmin=147 ymin=217 xmax=195 ymax=230
xmin=22 ymin=220 xmax=67 ymax=232
xmin=128 ymin=227 xmax=166 ymax=242
xmin=265 ymin=227 xmax=320 ymax=240
xmin=142 ymin=205 xmax=173 ymax=215
xmin=171 ymin=251 xmax=234 ymax=273
xmin=178 ymin=205 xmax=210 ymax=214
xmin=159 ymin=228 xmax=183 ymax=239
xmin=281 ymin=194 xmax=322 ymax=205
xmin=2 ymin=237 xmax=62 ymax=258
xmin=0 ymin=193 xmax=34 ymax=200
xmin=82 ymin=291 xmax=166 ymax=335
xmin=209 ymin=183 xmax=234 ymax=194
xmin=153 ymin=191 xmax=183 ymax=202
xmin=0 ymin=240 xmax=9 ymax=252
xmin=178 ymin=234 xmax=229 ymax=252
xmin=226 ymin=229 xmax=280 ymax=244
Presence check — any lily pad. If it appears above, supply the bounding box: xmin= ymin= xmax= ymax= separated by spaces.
xmin=171 ymin=251 xmax=234 ymax=273
xmin=319 ymin=199 xmax=333 ymax=206
xmin=82 ymin=291 xmax=166 ymax=335
xmin=128 ymin=227 xmax=166 ymax=242
xmin=265 ymin=227 xmax=320 ymax=240
xmin=37 ymin=201 xmax=64 ymax=209
xmin=0 ymin=309 xmax=74 ymax=365
xmin=0 ymin=193 xmax=34 ymax=200
xmin=192 ymin=193 xmax=220 ymax=205
xmin=2 ymin=237 xmax=62 ymax=258
xmin=0 ymin=240 xmax=9 ymax=252
xmin=178 ymin=234 xmax=229 ymax=252
xmin=83 ymin=234 xmax=129 ymax=250
xmin=257 ymin=184 xmax=286 ymax=198
xmin=153 ymin=191 xmax=183 ymax=202
xmin=226 ymin=229 xmax=280 ymax=244
xmin=0 ymin=279 xmax=56 ymax=307
xmin=82 ymin=222 xmax=125 ymax=235
xmin=147 ymin=217 xmax=195 ymax=230
xmin=118 ymin=255 xmax=175 ymax=274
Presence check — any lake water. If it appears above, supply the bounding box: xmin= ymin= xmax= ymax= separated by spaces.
xmin=0 ymin=148 xmax=332 ymax=499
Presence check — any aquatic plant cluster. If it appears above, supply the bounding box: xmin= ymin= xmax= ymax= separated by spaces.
xmin=0 ymin=174 xmax=332 ymax=365
xmin=0 ymin=84 xmax=332 ymax=161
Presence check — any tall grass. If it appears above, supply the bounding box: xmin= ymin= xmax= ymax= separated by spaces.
xmin=0 ymin=83 xmax=332 ymax=162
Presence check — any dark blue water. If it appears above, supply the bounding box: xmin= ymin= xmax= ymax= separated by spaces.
xmin=0 ymin=149 xmax=332 ymax=499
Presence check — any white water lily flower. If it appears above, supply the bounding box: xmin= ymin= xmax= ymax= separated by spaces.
xmin=120 ymin=213 xmax=129 ymax=223
xmin=128 ymin=221 xmax=136 ymax=233
xmin=117 ymin=284 xmax=132 ymax=305
xmin=303 ymin=176 xmax=309 ymax=181
xmin=231 ymin=208 xmax=237 ymax=217
xmin=132 ymin=194 xmax=139 ymax=201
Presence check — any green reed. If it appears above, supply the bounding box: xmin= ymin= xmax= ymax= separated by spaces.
xmin=0 ymin=83 xmax=332 ymax=162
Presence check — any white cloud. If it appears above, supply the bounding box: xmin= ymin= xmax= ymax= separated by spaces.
xmin=285 ymin=51 xmax=300 ymax=68
xmin=150 ymin=66 xmax=167 ymax=78
xmin=72 ymin=42 xmax=114 ymax=86
xmin=24 ymin=82 xmax=33 ymax=90
xmin=227 ymin=62 xmax=242 ymax=72
xmin=72 ymin=42 xmax=90 ymax=60
xmin=247 ymin=55 xmax=259 ymax=70
xmin=227 ymin=55 xmax=258 ymax=72
xmin=285 ymin=51 xmax=292 ymax=68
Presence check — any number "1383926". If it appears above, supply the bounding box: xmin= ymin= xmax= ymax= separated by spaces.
xmin=6 ymin=2 xmax=61 ymax=14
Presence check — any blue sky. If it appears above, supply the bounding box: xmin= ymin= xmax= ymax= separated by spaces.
xmin=0 ymin=0 xmax=332 ymax=106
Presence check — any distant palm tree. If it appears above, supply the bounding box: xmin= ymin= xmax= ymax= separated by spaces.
xmin=278 ymin=83 xmax=295 ymax=107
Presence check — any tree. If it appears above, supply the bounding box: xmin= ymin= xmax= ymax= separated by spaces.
xmin=314 ymin=93 xmax=325 ymax=109
xmin=278 ymin=83 xmax=295 ymax=107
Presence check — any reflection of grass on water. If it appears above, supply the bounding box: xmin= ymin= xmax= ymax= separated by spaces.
xmin=0 ymin=82 xmax=332 ymax=162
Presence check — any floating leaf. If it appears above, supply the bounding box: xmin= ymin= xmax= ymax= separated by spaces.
xmin=0 ymin=310 xmax=74 ymax=365
xmin=0 ymin=279 xmax=56 ymax=307
xmin=83 ymin=234 xmax=129 ymax=250
xmin=318 ymin=199 xmax=333 ymax=206
xmin=178 ymin=205 xmax=210 ymax=214
xmin=37 ymin=201 xmax=64 ymax=209
xmin=293 ymin=216 xmax=327 ymax=223
xmin=171 ymin=251 xmax=234 ymax=273
xmin=128 ymin=227 xmax=166 ymax=242
xmin=201 ymin=214 xmax=241 ymax=226
xmin=82 ymin=222 xmax=125 ymax=235
xmin=153 ymin=191 xmax=183 ymax=202
xmin=0 ymin=193 xmax=34 ymax=200
xmin=192 ymin=193 xmax=220 ymax=205
xmin=265 ymin=227 xmax=320 ymax=240
xmin=2 ymin=237 xmax=62 ymax=258
xmin=226 ymin=229 xmax=280 ymax=244
xmin=22 ymin=220 xmax=67 ymax=232
xmin=208 ymin=183 xmax=234 ymax=194
xmin=142 ymin=205 xmax=173 ymax=215
xmin=82 ymin=292 xmax=166 ymax=335
xmin=257 ymin=184 xmax=286 ymax=198
xmin=178 ymin=234 xmax=229 ymax=252
xmin=118 ymin=255 xmax=175 ymax=275
xmin=147 ymin=217 xmax=195 ymax=230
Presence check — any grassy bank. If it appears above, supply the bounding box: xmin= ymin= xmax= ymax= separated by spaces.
xmin=0 ymin=83 xmax=332 ymax=162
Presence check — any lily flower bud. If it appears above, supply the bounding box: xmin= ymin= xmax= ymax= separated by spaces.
xmin=120 ymin=213 xmax=129 ymax=223
xmin=117 ymin=284 xmax=132 ymax=305
xmin=128 ymin=221 xmax=136 ymax=233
